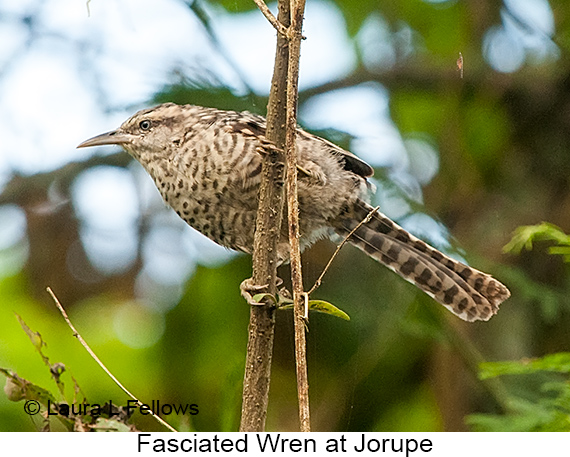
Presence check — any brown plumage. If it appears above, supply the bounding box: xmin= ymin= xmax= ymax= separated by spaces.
xmin=78 ymin=103 xmax=510 ymax=321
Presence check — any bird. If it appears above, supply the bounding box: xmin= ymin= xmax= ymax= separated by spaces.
xmin=78 ymin=102 xmax=510 ymax=322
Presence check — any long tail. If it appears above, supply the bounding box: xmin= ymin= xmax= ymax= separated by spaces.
xmin=333 ymin=200 xmax=510 ymax=322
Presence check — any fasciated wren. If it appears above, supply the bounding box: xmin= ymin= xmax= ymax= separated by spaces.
xmin=78 ymin=103 xmax=510 ymax=321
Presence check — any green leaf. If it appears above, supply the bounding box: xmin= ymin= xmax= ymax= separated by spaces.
xmin=278 ymin=299 xmax=350 ymax=321
xmin=308 ymin=300 xmax=351 ymax=321
xmin=479 ymin=353 xmax=570 ymax=380
xmin=503 ymin=222 xmax=570 ymax=255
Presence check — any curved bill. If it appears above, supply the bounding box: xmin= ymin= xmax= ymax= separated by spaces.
xmin=77 ymin=130 xmax=132 ymax=148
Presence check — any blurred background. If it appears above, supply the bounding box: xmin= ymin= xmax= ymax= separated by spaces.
xmin=1 ymin=0 xmax=569 ymax=432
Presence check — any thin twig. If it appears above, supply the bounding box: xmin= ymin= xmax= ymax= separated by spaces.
xmin=46 ymin=287 xmax=177 ymax=433
xmin=285 ymin=0 xmax=310 ymax=432
xmin=252 ymin=0 xmax=288 ymax=36
xmin=306 ymin=206 xmax=380 ymax=296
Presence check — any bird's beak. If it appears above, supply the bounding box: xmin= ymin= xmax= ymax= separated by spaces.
xmin=77 ymin=130 xmax=132 ymax=148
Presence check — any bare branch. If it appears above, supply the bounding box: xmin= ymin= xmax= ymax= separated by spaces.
xmin=240 ymin=0 xmax=291 ymax=432
xmin=284 ymin=0 xmax=310 ymax=433
xmin=252 ymin=0 xmax=288 ymax=36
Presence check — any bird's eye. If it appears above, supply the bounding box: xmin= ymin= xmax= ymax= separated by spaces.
xmin=139 ymin=120 xmax=151 ymax=131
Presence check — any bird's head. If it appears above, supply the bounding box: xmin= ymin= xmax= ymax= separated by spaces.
xmin=77 ymin=103 xmax=190 ymax=159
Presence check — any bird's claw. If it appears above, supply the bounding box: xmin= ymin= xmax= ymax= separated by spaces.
xmin=240 ymin=277 xmax=286 ymax=307
xmin=240 ymin=278 xmax=268 ymax=306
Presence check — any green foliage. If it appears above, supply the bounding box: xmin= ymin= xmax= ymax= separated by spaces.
xmin=479 ymin=353 xmax=570 ymax=379
xmin=467 ymin=224 xmax=570 ymax=432
xmin=468 ymin=394 xmax=570 ymax=432
xmin=500 ymin=222 xmax=570 ymax=322
xmin=504 ymin=222 xmax=570 ymax=261
xmin=1 ymin=314 xmax=137 ymax=432
xmin=468 ymin=353 xmax=570 ymax=432
xmin=278 ymin=298 xmax=351 ymax=321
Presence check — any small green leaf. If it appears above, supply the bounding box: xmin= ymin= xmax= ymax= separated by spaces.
xmin=308 ymin=300 xmax=350 ymax=321
xmin=278 ymin=299 xmax=350 ymax=321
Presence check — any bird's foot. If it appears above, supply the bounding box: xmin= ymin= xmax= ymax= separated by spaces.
xmin=240 ymin=277 xmax=286 ymax=307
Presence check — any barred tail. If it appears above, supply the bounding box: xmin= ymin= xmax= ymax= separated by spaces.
xmin=334 ymin=201 xmax=510 ymax=322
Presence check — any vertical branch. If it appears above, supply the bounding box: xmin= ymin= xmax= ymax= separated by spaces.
xmin=241 ymin=0 xmax=309 ymax=432
xmin=239 ymin=0 xmax=291 ymax=432
xmin=285 ymin=0 xmax=310 ymax=432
